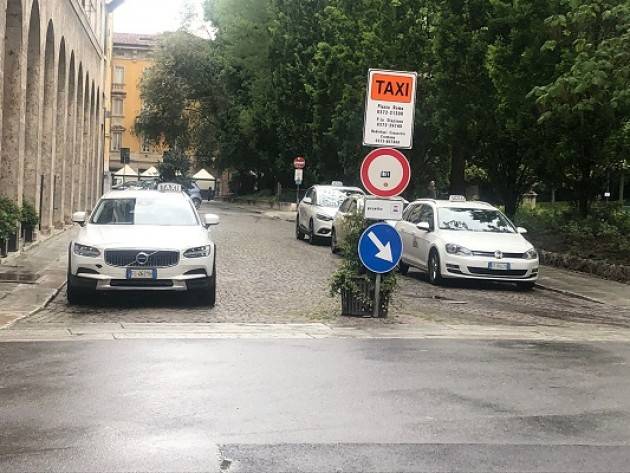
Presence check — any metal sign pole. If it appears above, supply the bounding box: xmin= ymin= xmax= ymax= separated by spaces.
xmin=296 ymin=183 xmax=300 ymax=205
xmin=373 ymin=273 xmax=382 ymax=318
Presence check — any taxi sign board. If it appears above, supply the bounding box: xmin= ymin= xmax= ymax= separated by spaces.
xmin=363 ymin=69 xmax=417 ymax=149
xmin=158 ymin=183 xmax=182 ymax=192
xmin=360 ymin=147 xmax=411 ymax=197
xmin=364 ymin=197 xmax=404 ymax=221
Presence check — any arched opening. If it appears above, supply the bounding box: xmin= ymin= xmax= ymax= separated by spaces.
xmin=53 ymin=38 xmax=66 ymax=227
xmin=0 ymin=0 xmax=24 ymax=201
xmin=63 ymin=53 xmax=76 ymax=222
xmin=39 ymin=21 xmax=56 ymax=233
xmin=22 ymin=0 xmax=42 ymax=216
xmin=72 ymin=64 xmax=84 ymax=212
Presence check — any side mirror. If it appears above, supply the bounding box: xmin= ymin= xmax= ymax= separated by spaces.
xmin=72 ymin=211 xmax=87 ymax=226
xmin=517 ymin=227 xmax=528 ymax=234
xmin=204 ymin=214 xmax=220 ymax=227
xmin=302 ymin=197 xmax=312 ymax=205
xmin=416 ymin=222 xmax=431 ymax=232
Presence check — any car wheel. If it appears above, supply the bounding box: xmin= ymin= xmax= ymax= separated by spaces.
xmin=196 ymin=259 xmax=217 ymax=307
xmin=192 ymin=198 xmax=202 ymax=209
xmin=66 ymin=275 xmax=90 ymax=306
xmin=331 ymin=228 xmax=339 ymax=254
xmin=428 ymin=250 xmax=443 ymax=285
xmin=398 ymin=260 xmax=409 ymax=275
xmin=517 ymin=281 xmax=535 ymax=291
xmin=295 ymin=216 xmax=305 ymax=240
xmin=309 ymin=219 xmax=318 ymax=245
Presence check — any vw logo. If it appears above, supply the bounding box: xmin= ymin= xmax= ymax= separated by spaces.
xmin=494 ymin=251 xmax=503 ymax=259
xmin=135 ymin=252 xmax=150 ymax=266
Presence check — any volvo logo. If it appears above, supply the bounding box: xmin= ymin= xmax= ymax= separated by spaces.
xmin=135 ymin=252 xmax=150 ymax=266
xmin=494 ymin=251 xmax=503 ymax=259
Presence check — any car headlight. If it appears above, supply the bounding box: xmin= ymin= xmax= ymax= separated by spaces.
xmin=524 ymin=248 xmax=538 ymax=260
xmin=316 ymin=213 xmax=333 ymax=222
xmin=73 ymin=243 xmax=101 ymax=258
xmin=183 ymin=245 xmax=211 ymax=258
xmin=445 ymin=244 xmax=472 ymax=256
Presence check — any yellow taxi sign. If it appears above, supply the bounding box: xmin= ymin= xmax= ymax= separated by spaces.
xmin=158 ymin=183 xmax=182 ymax=192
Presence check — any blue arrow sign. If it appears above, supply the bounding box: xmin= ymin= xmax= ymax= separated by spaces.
xmin=358 ymin=223 xmax=403 ymax=274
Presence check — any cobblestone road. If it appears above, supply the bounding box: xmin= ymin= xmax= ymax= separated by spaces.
xmin=16 ymin=202 xmax=630 ymax=328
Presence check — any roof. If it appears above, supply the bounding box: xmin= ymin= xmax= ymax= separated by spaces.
xmin=411 ymin=199 xmax=496 ymax=210
xmin=141 ymin=166 xmax=159 ymax=177
xmin=192 ymin=169 xmax=216 ymax=180
xmin=113 ymin=33 xmax=158 ymax=48
xmin=314 ymin=185 xmax=364 ymax=193
xmin=113 ymin=164 xmax=138 ymax=176
xmin=103 ymin=190 xmax=188 ymax=201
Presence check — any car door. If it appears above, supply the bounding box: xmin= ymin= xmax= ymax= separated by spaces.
xmin=397 ymin=203 xmax=422 ymax=266
xmin=412 ymin=204 xmax=436 ymax=269
xmin=299 ymin=187 xmax=314 ymax=229
xmin=335 ymin=197 xmax=353 ymax=243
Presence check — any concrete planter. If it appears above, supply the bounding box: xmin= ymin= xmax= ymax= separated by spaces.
xmin=341 ymin=277 xmax=389 ymax=318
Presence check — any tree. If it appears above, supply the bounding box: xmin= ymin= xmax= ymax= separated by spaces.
xmin=531 ymin=0 xmax=630 ymax=215
xmin=158 ymin=148 xmax=191 ymax=182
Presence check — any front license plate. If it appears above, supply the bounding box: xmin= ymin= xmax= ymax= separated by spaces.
xmin=488 ymin=262 xmax=510 ymax=270
xmin=126 ymin=268 xmax=157 ymax=279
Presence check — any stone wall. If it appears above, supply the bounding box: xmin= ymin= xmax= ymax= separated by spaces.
xmin=0 ymin=0 xmax=108 ymax=249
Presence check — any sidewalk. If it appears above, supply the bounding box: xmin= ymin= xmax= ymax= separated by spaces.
xmin=0 ymin=228 xmax=77 ymax=329
xmin=537 ymin=266 xmax=630 ymax=308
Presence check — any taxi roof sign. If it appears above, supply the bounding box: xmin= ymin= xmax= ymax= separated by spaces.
xmin=449 ymin=195 xmax=467 ymax=202
xmin=158 ymin=183 xmax=182 ymax=192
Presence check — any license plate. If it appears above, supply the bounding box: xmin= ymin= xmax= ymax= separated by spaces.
xmin=126 ymin=268 xmax=157 ymax=279
xmin=488 ymin=262 xmax=510 ymax=270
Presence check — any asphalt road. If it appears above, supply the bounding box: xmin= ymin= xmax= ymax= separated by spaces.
xmin=1 ymin=338 xmax=630 ymax=472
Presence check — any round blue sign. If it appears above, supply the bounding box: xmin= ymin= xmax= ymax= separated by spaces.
xmin=358 ymin=223 xmax=403 ymax=274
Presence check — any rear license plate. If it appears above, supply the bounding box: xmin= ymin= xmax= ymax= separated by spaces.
xmin=126 ymin=268 xmax=157 ymax=279
xmin=488 ymin=262 xmax=510 ymax=270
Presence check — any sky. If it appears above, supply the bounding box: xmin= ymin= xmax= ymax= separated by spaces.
xmin=113 ymin=0 xmax=209 ymax=36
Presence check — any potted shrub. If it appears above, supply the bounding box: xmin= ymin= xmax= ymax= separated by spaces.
xmin=20 ymin=202 xmax=39 ymax=243
xmin=0 ymin=197 xmax=21 ymax=258
xmin=330 ymin=211 xmax=397 ymax=317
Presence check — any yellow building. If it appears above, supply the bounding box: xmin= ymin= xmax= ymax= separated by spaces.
xmin=108 ymin=32 xmax=162 ymax=181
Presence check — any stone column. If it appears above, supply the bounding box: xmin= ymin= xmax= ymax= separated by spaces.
xmin=72 ymin=74 xmax=85 ymax=212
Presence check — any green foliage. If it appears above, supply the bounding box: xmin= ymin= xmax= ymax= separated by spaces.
xmin=0 ymin=197 xmax=21 ymax=240
xmin=158 ymin=148 xmax=191 ymax=183
xmin=135 ymin=0 xmax=630 ymax=218
xmin=20 ymin=202 xmax=39 ymax=229
xmin=330 ymin=212 xmax=397 ymax=307
xmin=515 ymin=203 xmax=630 ymax=264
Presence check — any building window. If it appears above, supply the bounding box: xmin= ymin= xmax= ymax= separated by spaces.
xmin=111 ymin=132 xmax=122 ymax=151
xmin=142 ymin=137 xmax=151 ymax=153
xmin=114 ymin=66 xmax=125 ymax=84
xmin=112 ymin=98 xmax=124 ymax=116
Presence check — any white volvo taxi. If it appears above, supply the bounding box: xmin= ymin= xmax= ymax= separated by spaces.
xmin=395 ymin=197 xmax=539 ymax=289
xmin=67 ymin=186 xmax=220 ymax=305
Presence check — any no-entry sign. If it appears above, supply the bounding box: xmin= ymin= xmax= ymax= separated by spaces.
xmin=293 ymin=157 xmax=306 ymax=169
xmin=360 ymin=148 xmax=411 ymax=197
xmin=363 ymin=69 xmax=417 ymax=149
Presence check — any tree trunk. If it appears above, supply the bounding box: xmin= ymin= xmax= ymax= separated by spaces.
xmin=620 ymin=171 xmax=625 ymax=204
xmin=449 ymin=146 xmax=466 ymax=196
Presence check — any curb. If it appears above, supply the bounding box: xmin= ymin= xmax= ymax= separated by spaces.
xmin=534 ymin=282 xmax=605 ymax=305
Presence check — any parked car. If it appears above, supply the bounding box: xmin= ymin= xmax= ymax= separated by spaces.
xmin=182 ymin=181 xmax=203 ymax=208
xmin=67 ymin=188 xmax=220 ymax=305
xmin=395 ymin=197 xmax=539 ymax=289
xmin=112 ymin=180 xmax=143 ymax=190
xmin=296 ymin=184 xmax=364 ymax=244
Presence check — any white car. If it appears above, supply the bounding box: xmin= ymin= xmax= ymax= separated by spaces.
xmin=395 ymin=197 xmax=539 ymax=289
xmin=296 ymin=185 xmax=364 ymax=244
xmin=67 ymin=189 xmax=220 ymax=305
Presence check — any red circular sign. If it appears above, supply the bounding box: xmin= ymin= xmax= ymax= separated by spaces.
xmin=294 ymin=157 xmax=306 ymax=169
xmin=360 ymin=148 xmax=411 ymax=197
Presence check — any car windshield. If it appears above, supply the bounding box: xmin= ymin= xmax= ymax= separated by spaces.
xmin=317 ymin=189 xmax=348 ymax=208
xmin=91 ymin=198 xmax=198 ymax=226
xmin=438 ymin=208 xmax=516 ymax=233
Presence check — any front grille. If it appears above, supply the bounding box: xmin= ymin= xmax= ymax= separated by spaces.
xmin=104 ymin=250 xmax=179 ymax=268
xmin=468 ymin=267 xmax=528 ymax=277
xmin=110 ymin=279 xmax=174 ymax=287
xmin=471 ymin=251 xmax=525 ymax=259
